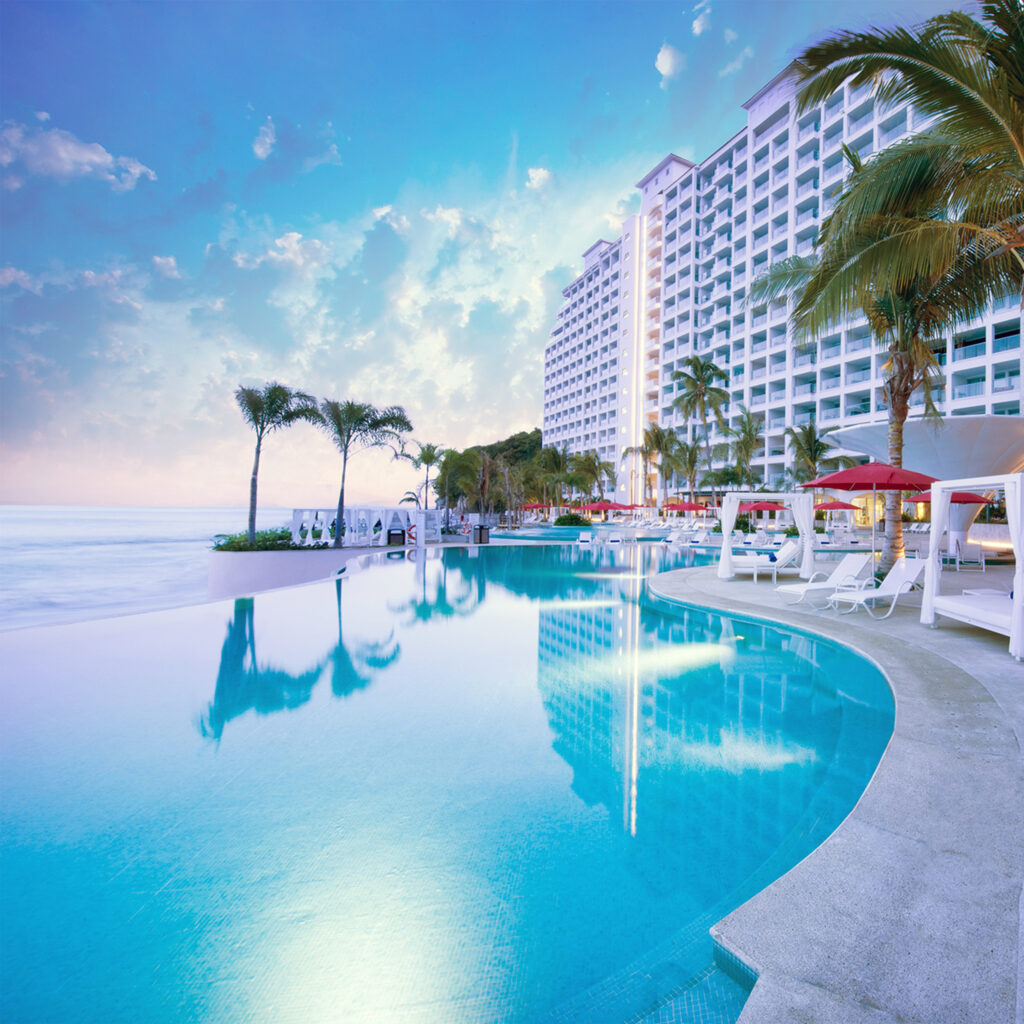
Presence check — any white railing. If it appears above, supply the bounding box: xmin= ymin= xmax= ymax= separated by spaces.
xmin=290 ymin=506 xmax=446 ymax=547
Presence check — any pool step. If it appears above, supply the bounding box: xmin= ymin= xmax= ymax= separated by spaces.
xmin=631 ymin=964 xmax=749 ymax=1024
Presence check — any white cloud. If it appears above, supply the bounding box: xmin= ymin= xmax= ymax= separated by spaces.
xmin=0 ymin=120 xmax=155 ymax=192
xmin=303 ymin=142 xmax=342 ymax=172
xmin=655 ymin=43 xmax=686 ymax=89
xmin=0 ymin=266 xmax=42 ymax=293
xmin=152 ymin=255 xmax=181 ymax=279
xmin=422 ymin=204 xmax=464 ymax=237
xmin=692 ymin=0 xmax=711 ymax=36
xmin=525 ymin=167 xmax=551 ymax=190
xmin=263 ymin=231 xmax=330 ymax=274
xmin=0 ymin=153 xmax=659 ymax=508
xmin=35 ymin=111 xmax=50 ymax=122
xmin=724 ymin=28 xmax=738 ymax=44
xmin=372 ymin=205 xmax=410 ymax=232
xmin=252 ymin=116 xmax=276 ymax=160
xmin=719 ymin=45 xmax=754 ymax=77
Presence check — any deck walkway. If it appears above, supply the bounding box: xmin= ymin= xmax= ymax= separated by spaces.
xmin=647 ymin=561 xmax=1023 ymax=1024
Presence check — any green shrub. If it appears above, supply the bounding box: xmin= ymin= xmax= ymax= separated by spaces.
xmin=554 ymin=512 xmax=590 ymax=527
xmin=784 ymin=524 xmax=825 ymax=537
xmin=212 ymin=527 xmax=321 ymax=551
xmin=713 ymin=513 xmax=751 ymax=534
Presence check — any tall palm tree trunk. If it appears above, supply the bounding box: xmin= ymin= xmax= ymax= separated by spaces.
xmin=703 ymin=436 xmax=719 ymax=509
xmin=334 ymin=451 xmax=349 ymax=548
xmin=883 ymin=400 xmax=908 ymax=573
xmin=248 ymin=435 xmax=262 ymax=546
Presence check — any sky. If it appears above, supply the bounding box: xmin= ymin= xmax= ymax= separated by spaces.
xmin=0 ymin=0 xmax=955 ymax=509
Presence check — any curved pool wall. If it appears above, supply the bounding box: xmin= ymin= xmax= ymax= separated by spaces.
xmin=0 ymin=544 xmax=893 ymax=1023
xmin=492 ymin=523 xmax=682 ymax=543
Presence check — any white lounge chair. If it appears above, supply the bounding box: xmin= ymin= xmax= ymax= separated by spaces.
xmin=577 ymin=533 xmax=594 ymax=545
xmin=730 ymin=539 xmax=802 ymax=583
xmin=776 ymin=552 xmax=871 ymax=605
xmin=954 ymin=539 xmax=986 ymax=572
xmin=827 ymin=557 xmax=926 ymax=618
xmin=607 ymin=532 xmax=624 ymax=545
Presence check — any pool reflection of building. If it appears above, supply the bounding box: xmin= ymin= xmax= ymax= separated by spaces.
xmin=535 ymin=548 xmax=887 ymax=903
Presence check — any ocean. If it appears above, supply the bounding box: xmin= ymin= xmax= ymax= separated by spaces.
xmin=0 ymin=506 xmax=291 ymax=632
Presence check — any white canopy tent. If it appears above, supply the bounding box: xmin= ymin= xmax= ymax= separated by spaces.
xmin=717 ymin=490 xmax=816 ymax=581
xmin=920 ymin=473 xmax=1024 ymax=660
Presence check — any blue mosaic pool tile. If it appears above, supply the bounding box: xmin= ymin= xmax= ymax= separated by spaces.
xmin=712 ymin=938 xmax=758 ymax=993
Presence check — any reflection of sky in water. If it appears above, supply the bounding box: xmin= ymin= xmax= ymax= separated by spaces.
xmin=0 ymin=544 xmax=893 ymax=1023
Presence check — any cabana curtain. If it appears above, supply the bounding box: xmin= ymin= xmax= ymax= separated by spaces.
xmin=920 ymin=473 xmax=1023 ymax=660
xmin=716 ymin=491 xmax=813 ymax=580
xmin=791 ymin=493 xmax=815 ymax=579
xmin=921 ymin=486 xmax=952 ymax=626
xmin=1006 ymin=475 xmax=1023 ymax=659
xmin=717 ymin=494 xmax=740 ymax=579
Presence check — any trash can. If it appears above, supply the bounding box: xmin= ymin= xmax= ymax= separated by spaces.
xmin=387 ymin=528 xmax=405 ymax=546
xmin=472 ymin=525 xmax=489 ymax=545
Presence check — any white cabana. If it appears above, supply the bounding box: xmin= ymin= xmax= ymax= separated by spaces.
xmin=717 ymin=491 xmax=816 ymax=581
xmin=920 ymin=473 xmax=1024 ymax=660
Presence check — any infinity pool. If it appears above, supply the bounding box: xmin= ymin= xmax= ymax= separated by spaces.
xmin=0 ymin=544 xmax=893 ymax=1023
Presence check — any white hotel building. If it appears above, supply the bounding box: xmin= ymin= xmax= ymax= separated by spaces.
xmin=542 ymin=64 xmax=1022 ymax=505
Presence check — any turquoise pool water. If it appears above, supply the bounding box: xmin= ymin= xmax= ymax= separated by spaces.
xmin=0 ymin=544 xmax=893 ymax=1023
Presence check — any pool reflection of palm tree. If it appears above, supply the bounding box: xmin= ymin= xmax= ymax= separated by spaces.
xmin=329 ymin=578 xmax=400 ymax=698
xmin=388 ymin=554 xmax=479 ymax=625
xmin=200 ymin=598 xmax=326 ymax=741
xmin=201 ymin=586 xmax=402 ymax=737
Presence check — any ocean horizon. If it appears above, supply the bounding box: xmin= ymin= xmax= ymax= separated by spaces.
xmin=0 ymin=505 xmax=292 ymax=632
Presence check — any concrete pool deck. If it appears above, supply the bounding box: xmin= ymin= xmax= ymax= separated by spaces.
xmin=647 ymin=561 xmax=1023 ymax=1024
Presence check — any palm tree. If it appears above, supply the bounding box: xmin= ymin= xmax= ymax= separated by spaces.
xmin=621 ymin=436 xmax=655 ymax=505
xmin=793 ymin=0 xmax=1024 ymax=306
xmin=569 ymin=449 xmax=615 ymax=501
xmin=475 ymin=451 xmax=492 ymax=514
xmin=622 ymin=424 xmax=682 ymax=507
xmin=436 ymin=449 xmax=481 ymax=528
xmin=537 ymin=446 xmax=570 ymax=507
xmin=751 ymin=144 xmax=994 ymax=568
xmin=670 ymin=355 xmax=730 ymax=507
xmin=492 ymin=456 xmax=523 ymax=519
xmin=676 ymin=438 xmax=704 ymax=504
xmin=235 ymin=382 xmax=320 ymax=546
xmin=725 ymin=406 xmax=764 ymax=489
xmin=317 ymin=400 xmax=412 ymax=547
xmin=400 ymin=441 xmax=445 ymax=510
xmin=643 ymin=424 xmax=681 ymax=508
xmin=784 ymin=422 xmax=857 ymax=483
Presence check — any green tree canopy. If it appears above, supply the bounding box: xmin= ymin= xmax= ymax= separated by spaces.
xmin=317 ymin=400 xmax=412 ymax=548
xmin=234 ymin=382 xmax=320 ymax=546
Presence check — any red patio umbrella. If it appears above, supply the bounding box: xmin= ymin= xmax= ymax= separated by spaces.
xmin=904 ymin=491 xmax=992 ymax=504
xmin=814 ymin=500 xmax=860 ymax=511
xmin=804 ymin=461 xmax=937 ymax=491
xmin=579 ymin=501 xmax=629 ymax=511
xmin=738 ymin=501 xmax=787 ymax=512
xmin=521 ymin=502 xmax=550 ymax=510
xmin=803 ymin=461 xmax=938 ymax=558
xmin=663 ymin=500 xmax=706 ymax=511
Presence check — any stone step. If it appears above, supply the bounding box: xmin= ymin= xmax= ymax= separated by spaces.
xmin=631 ymin=964 xmax=749 ymax=1024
